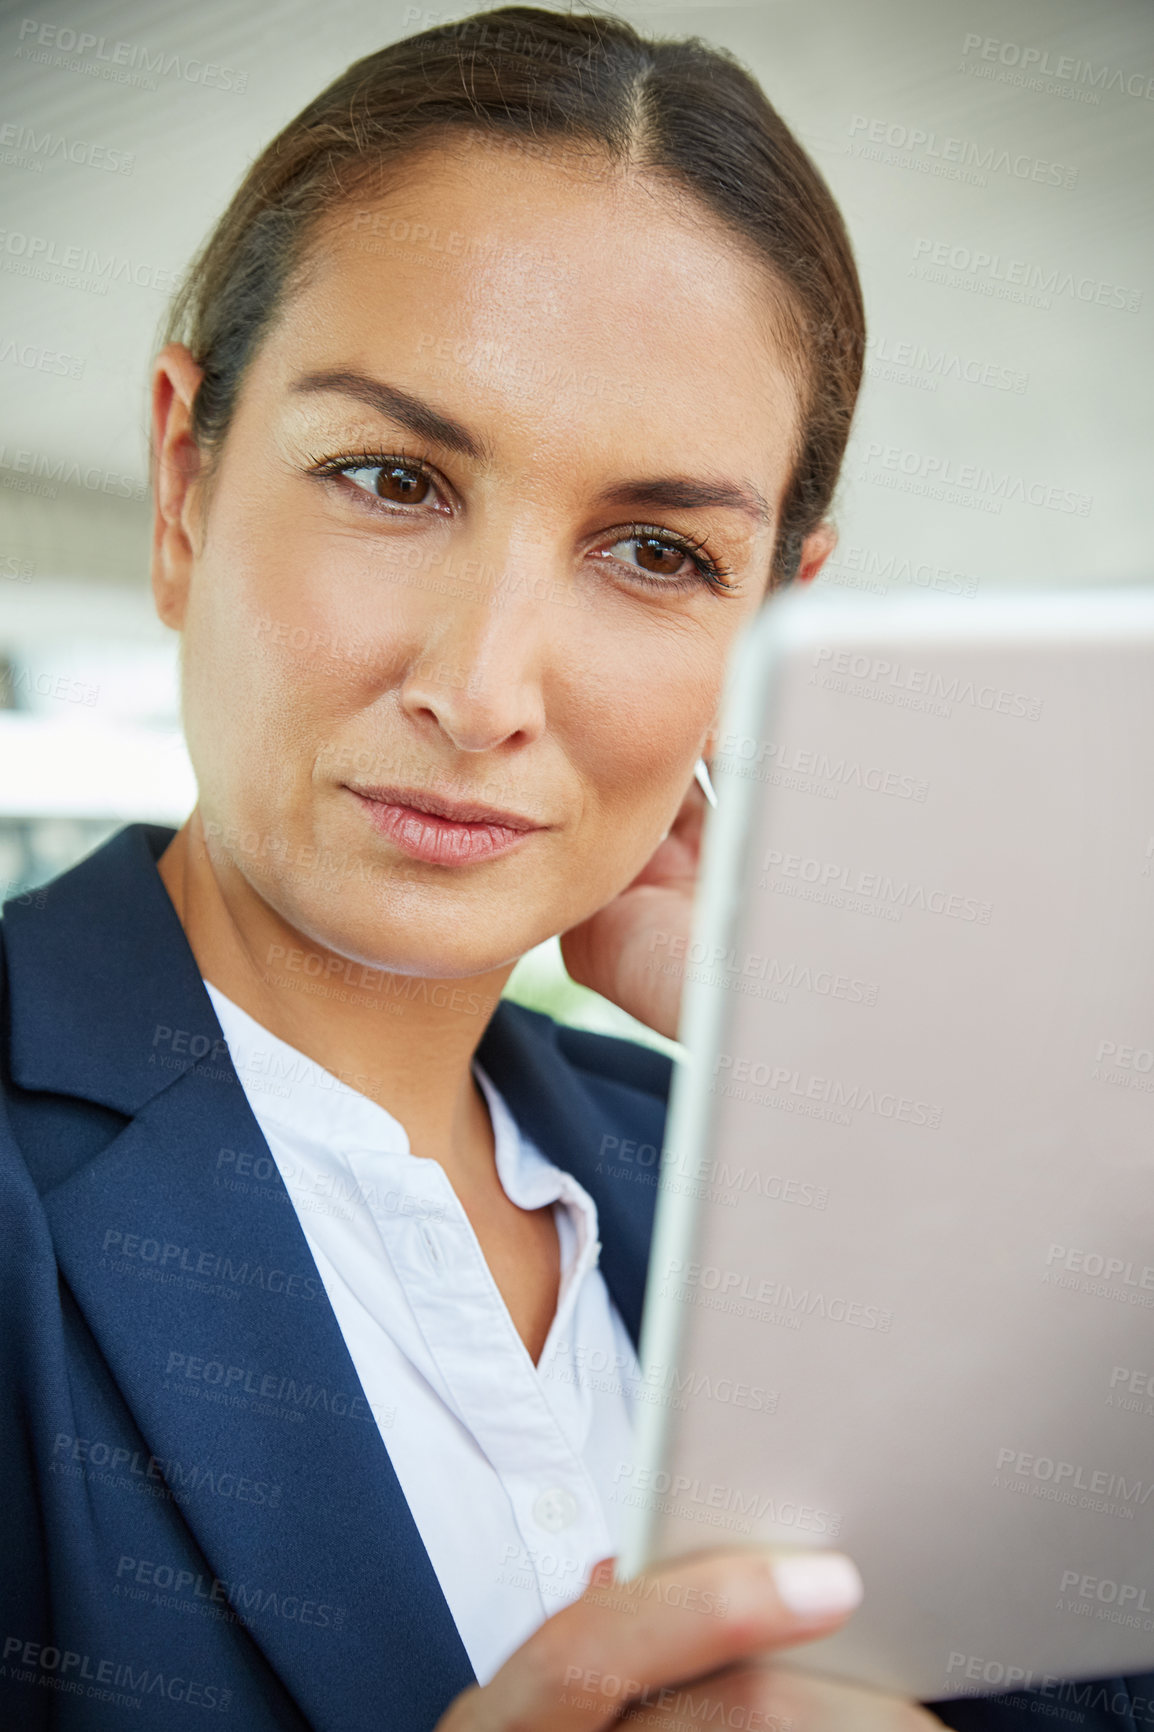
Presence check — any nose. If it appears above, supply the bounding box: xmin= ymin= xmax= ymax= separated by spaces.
xmin=398 ymin=576 xmax=550 ymax=753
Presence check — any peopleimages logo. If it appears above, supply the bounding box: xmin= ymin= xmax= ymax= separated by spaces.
xmin=0 ymin=230 xmax=183 ymax=296
xmin=1045 ymin=1243 xmax=1154 ymax=1289
xmin=163 ymin=1351 xmax=382 ymax=1424
xmin=859 ymin=439 xmax=1093 ymax=516
xmin=1 ymin=1635 xmax=231 ymax=1714
xmin=819 ymin=541 xmax=979 ymax=598
xmin=0 ymin=443 xmax=145 ymax=499
xmin=810 ymin=643 xmax=1044 ymax=719
xmin=960 ymin=34 xmax=1154 ymax=103
xmin=911 ymin=237 xmax=1141 ymax=314
xmin=15 ymin=19 xmax=248 ymax=93
xmin=50 ymin=1431 xmax=283 ymax=1509
xmin=994 ymin=1445 xmax=1154 ymax=1513
xmin=0 ymin=336 xmax=85 ymax=379
xmin=847 ymin=115 xmax=1078 ymax=189
xmin=612 ymin=1460 xmax=842 ymax=1538
xmin=761 ymin=849 xmax=993 ymax=926
xmin=865 ymin=336 xmax=1026 ymax=398
xmin=662 ymin=1257 xmax=893 ymax=1334
xmin=1060 ymin=1568 xmax=1154 ymax=1612
xmin=713 ymin=1053 xmax=942 ymax=1127
xmin=714 ymin=731 xmax=928 ymax=802
xmin=114 ymin=1554 xmax=346 ymax=1630
xmin=647 ymin=928 xmax=879 ymax=1006
xmin=0 ymin=122 xmax=135 ymax=174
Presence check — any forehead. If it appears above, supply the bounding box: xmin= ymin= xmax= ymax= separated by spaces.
xmin=253 ymin=139 xmax=799 ymax=488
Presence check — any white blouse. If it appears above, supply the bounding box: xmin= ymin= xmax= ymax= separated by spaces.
xmin=203 ymin=981 xmax=642 ymax=1685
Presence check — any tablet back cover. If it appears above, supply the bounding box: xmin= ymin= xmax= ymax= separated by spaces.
xmin=622 ymin=587 xmax=1154 ymax=1698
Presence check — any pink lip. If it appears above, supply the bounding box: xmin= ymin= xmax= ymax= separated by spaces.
xmin=346 ymin=784 xmax=543 ymax=866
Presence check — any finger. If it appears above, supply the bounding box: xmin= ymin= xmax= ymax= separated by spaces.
xmin=560 ymin=882 xmax=689 ymax=1038
xmin=439 ymin=1547 xmax=863 ymax=1732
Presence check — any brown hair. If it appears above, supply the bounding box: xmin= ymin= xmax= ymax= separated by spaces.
xmin=160 ymin=4 xmax=864 ymax=588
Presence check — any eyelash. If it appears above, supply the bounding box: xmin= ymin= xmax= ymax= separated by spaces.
xmin=303 ymin=446 xmax=737 ymax=595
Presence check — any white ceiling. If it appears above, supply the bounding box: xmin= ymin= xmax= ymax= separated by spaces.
xmin=1 ymin=0 xmax=1152 ymax=612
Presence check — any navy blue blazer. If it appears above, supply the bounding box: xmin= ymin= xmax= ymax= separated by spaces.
xmin=0 ymin=822 xmax=1148 ymax=1731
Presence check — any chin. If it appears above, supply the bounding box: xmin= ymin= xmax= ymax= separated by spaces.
xmin=274 ymin=884 xmax=538 ymax=982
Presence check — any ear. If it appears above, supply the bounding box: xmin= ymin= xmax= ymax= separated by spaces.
xmin=150 ymin=343 xmax=206 ymax=632
xmin=794 ymin=520 xmax=837 ymax=585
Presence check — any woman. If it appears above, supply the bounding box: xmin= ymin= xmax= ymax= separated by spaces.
xmin=1 ymin=7 xmax=1141 ymax=1729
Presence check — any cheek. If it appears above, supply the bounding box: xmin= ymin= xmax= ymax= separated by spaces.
xmin=178 ymin=546 xmax=342 ymax=827
xmin=570 ymin=646 xmax=716 ymax=834
xmin=190 ymin=470 xmax=361 ymax=697
xmin=201 ymin=478 xmax=422 ymax=705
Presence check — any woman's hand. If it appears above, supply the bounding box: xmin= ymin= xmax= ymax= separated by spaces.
xmin=559 ymin=772 xmax=708 ymax=1042
xmin=434 ymin=1546 xmax=942 ymax=1732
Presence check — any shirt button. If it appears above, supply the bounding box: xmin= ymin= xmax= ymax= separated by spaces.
xmin=532 ymin=1487 xmax=579 ymax=1533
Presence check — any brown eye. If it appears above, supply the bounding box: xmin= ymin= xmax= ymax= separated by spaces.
xmin=606 ymin=533 xmax=697 ymax=581
xmin=336 ymin=461 xmax=436 ymax=506
xmin=371 ymin=463 xmax=431 ymax=504
xmin=634 ymin=536 xmax=689 ymax=576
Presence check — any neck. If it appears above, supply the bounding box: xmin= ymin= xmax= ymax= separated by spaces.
xmin=156 ymin=809 xmax=513 ymax=1180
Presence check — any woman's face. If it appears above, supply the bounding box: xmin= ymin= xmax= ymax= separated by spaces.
xmin=157 ymin=138 xmax=804 ymax=978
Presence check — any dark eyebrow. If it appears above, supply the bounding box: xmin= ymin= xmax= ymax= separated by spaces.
xmin=290 ymin=368 xmax=770 ymax=525
xmin=598 ymin=475 xmax=772 ymax=528
xmin=288 ymin=369 xmax=493 ymax=463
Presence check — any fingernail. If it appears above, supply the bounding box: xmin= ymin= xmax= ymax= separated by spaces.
xmin=772 ymin=1551 xmax=863 ymax=1618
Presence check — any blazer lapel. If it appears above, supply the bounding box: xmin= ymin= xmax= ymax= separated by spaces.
xmin=41 ymin=1051 xmax=476 ymax=1730
xmin=4 ymin=825 xmax=476 ymax=1729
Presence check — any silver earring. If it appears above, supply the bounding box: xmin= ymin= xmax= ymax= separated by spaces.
xmin=694 ymin=757 xmax=718 ymax=808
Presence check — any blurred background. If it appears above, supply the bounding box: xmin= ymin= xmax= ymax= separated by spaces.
xmin=0 ymin=0 xmax=1150 ymax=1050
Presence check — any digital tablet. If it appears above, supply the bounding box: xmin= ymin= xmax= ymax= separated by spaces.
xmin=617 ymin=583 xmax=1154 ymax=1699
